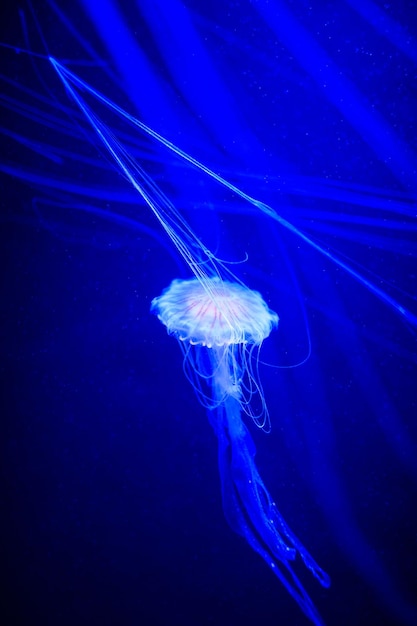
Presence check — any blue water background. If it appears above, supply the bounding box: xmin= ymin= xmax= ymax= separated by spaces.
xmin=1 ymin=2 xmax=416 ymax=625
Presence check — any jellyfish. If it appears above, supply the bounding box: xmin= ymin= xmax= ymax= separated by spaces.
xmin=151 ymin=276 xmax=330 ymax=625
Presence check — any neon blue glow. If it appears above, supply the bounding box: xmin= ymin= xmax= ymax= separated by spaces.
xmin=40 ymin=56 xmax=417 ymax=329
xmin=1 ymin=2 xmax=416 ymax=626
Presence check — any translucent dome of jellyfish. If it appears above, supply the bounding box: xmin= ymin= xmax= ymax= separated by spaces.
xmin=0 ymin=2 xmax=416 ymax=626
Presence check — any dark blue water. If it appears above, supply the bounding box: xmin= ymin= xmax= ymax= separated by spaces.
xmin=1 ymin=2 xmax=417 ymax=625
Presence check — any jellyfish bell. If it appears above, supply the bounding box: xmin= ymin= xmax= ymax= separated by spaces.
xmin=151 ymin=276 xmax=279 ymax=348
